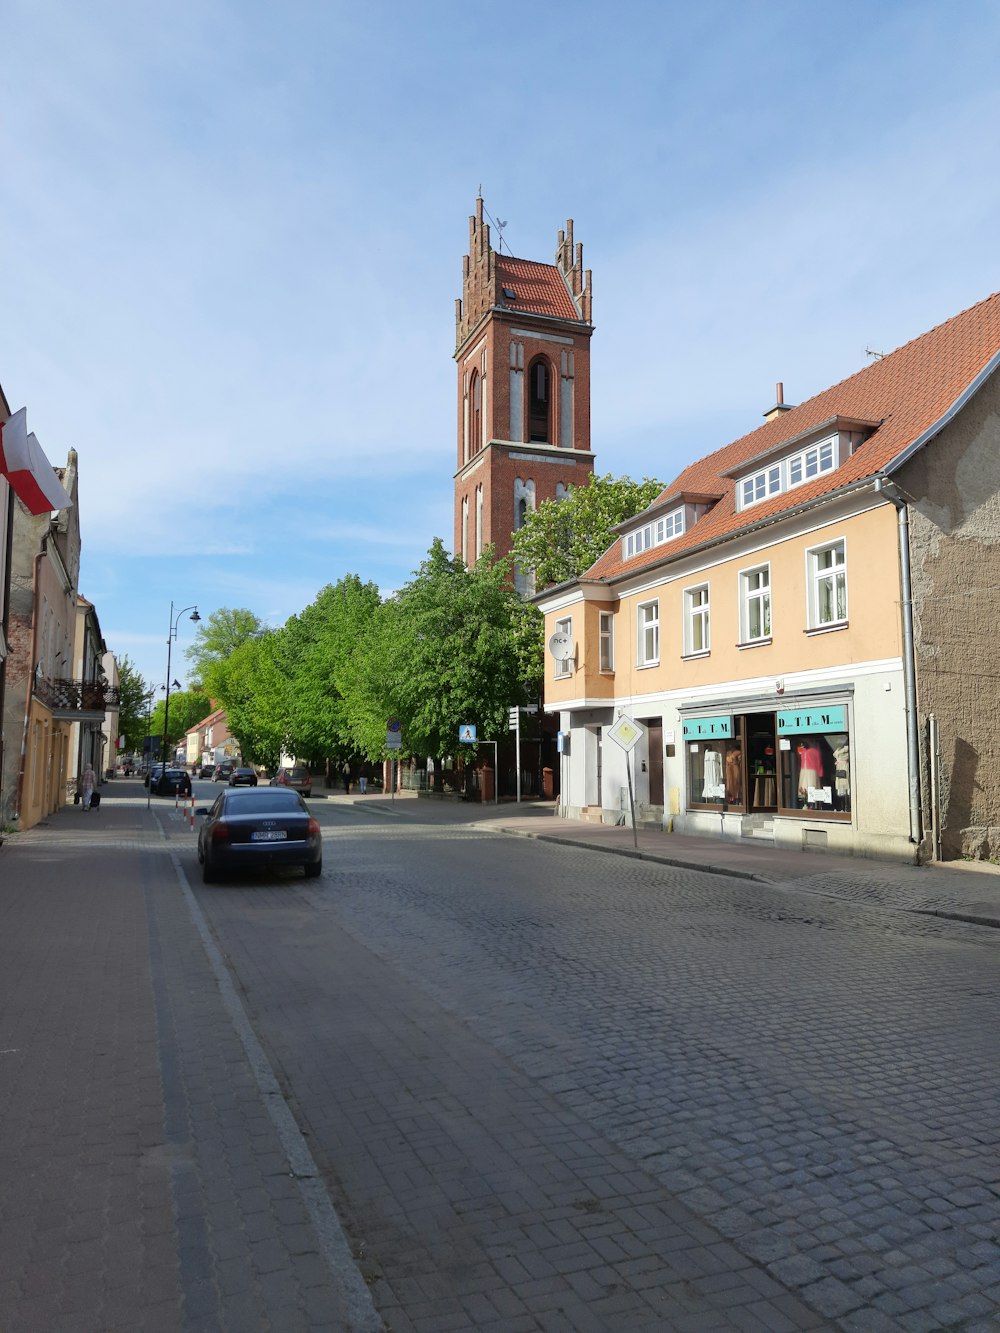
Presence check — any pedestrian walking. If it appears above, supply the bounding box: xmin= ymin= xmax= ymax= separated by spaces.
xmin=80 ymin=764 xmax=97 ymax=811
xmin=358 ymin=774 xmax=368 ymax=795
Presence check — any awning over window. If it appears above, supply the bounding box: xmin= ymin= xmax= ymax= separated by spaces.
xmin=0 ymin=407 xmax=73 ymax=515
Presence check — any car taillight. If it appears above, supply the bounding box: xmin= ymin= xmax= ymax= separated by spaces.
xmin=307 ymin=818 xmax=320 ymax=836
xmin=211 ymin=821 xmax=232 ymax=842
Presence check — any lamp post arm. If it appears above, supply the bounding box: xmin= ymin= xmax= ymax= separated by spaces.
xmin=162 ymin=602 xmax=200 ymax=770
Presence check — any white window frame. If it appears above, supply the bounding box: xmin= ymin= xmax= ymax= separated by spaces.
xmin=807 ymin=539 xmax=848 ymax=628
xmin=684 ymin=583 xmax=710 ymax=655
xmin=636 ymin=600 xmax=659 ymax=667
xmin=554 ymin=616 xmax=573 ymax=679
xmin=623 ymin=507 xmax=684 ymax=560
xmin=599 ymin=611 xmax=614 ymax=672
xmin=739 ymin=564 xmax=771 ymax=644
xmin=738 ymin=434 xmax=840 ymax=511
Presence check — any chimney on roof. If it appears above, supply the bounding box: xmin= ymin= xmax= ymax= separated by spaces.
xmin=763 ymin=381 xmax=794 ymax=422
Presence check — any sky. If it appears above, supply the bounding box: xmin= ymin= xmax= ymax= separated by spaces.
xmin=3 ymin=0 xmax=1000 ymax=694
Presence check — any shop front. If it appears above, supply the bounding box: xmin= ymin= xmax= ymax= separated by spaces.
xmin=683 ymin=702 xmax=852 ymax=822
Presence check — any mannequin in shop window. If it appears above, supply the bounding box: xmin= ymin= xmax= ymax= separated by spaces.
xmin=702 ymin=746 xmax=723 ymax=800
xmin=796 ymin=738 xmax=824 ymax=806
xmin=832 ymin=736 xmax=850 ymax=811
xmin=725 ymin=746 xmax=742 ymax=804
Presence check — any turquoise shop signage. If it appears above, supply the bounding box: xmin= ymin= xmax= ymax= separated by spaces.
xmin=777 ymin=705 xmax=847 ymax=735
xmin=682 ymin=714 xmax=733 ymax=740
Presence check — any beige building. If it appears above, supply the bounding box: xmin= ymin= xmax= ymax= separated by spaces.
xmin=538 ymin=291 xmax=1000 ymax=862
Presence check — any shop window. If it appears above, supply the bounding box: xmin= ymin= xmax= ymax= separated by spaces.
xmin=599 ymin=611 xmax=614 ymax=672
xmin=808 ymin=540 xmax=847 ymax=628
xmin=637 ymin=601 xmax=659 ymax=666
xmin=740 ymin=565 xmax=771 ymax=643
xmin=780 ymin=731 xmax=851 ymax=813
xmin=686 ymin=717 xmax=745 ymax=810
xmin=684 ymin=584 xmax=710 ymax=655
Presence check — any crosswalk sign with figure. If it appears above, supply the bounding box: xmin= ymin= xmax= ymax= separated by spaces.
xmin=458 ymin=724 xmax=477 ymax=743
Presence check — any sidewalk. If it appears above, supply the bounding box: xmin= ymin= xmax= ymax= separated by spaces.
xmin=348 ymin=789 xmax=1000 ymax=929
xmin=0 ymin=785 xmax=381 ymax=1333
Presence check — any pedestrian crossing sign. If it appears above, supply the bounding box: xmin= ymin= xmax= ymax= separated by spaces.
xmin=458 ymin=724 xmax=477 ymax=743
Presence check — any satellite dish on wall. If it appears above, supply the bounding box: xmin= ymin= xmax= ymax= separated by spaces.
xmin=548 ymin=631 xmax=574 ymax=662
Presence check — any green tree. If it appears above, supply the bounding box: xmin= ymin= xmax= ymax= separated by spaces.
xmin=343 ymin=540 xmax=530 ymax=786
xmin=184 ymin=607 xmax=266 ymax=695
xmin=282 ymin=575 xmax=382 ymax=763
xmin=114 ymin=656 xmax=152 ymax=753
xmin=148 ymin=690 xmax=213 ymax=757
xmin=512 ymin=472 xmax=665 ymax=588
xmin=211 ymin=631 xmax=288 ymax=769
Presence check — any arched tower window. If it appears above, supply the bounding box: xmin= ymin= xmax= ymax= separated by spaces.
xmin=527 ymin=357 xmax=551 ymax=443
xmin=470 ymin=369 xmax=483 ymax=454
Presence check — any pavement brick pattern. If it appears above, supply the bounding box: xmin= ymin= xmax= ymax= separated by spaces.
xmin=195 ymin=811 xmax=1000 ymax=1332
xmin=3 ymin=788 xmax=999 ymax=1332
xmin=0 ymin=805 xmax=375 ymax=1332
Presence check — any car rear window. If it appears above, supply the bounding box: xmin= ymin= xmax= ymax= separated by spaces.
xmin=287 ymin=768 xmax=309 ymax=780
xmin=226 ymin=791 xmax=303 ymax=815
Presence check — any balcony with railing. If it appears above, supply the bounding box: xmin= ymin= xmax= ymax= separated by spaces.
xmin=34 ymin=675 xmax=120 ymax=720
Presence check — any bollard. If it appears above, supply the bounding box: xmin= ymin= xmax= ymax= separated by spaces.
xmin=188 ymin=796 xmax=195 ymax=830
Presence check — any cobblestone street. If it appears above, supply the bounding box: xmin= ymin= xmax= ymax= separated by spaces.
xmin=1 ymin=786 xmax=998 ymax=1332
xmin=195 ymin=800 xmax=1000 ymax=1332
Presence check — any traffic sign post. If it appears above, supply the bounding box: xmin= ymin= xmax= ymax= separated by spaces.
xmin=386 ymin=719 xmax=402 ymax=800
xmin=607 ymin=715 xmax=645 ymax=849
xmin=508 ymin=706 xmax=521 ymax=804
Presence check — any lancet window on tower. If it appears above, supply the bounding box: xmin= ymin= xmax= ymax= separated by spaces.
xmin=470 ymin=370 xmax=483 ymax=454
xmin=528 ymin=357 xmax=551 ymax=443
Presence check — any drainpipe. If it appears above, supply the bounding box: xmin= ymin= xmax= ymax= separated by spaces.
xmin=874 ymin=476 xmax=923 ymax=850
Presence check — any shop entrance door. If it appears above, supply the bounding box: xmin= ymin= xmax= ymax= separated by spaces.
xmin=745 ymin=712 xmax=777 ymax=811
xmin=640 ymin=719 xmax=664 ymax=806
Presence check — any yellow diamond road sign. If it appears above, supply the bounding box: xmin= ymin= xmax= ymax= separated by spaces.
xmin=607 ymin=715 xmax=643 ymax=752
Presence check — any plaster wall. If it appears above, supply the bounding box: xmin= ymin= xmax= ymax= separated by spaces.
xmin=897 ymin=366 xmax=1000 ymax=859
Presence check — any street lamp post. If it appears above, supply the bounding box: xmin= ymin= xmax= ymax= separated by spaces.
xmin=162 ymin=602 xmax=200 ymax=773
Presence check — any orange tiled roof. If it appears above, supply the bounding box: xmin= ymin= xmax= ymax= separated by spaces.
xmin=585 ymin=290 xmax=1000 ymax=582
xmin=495 ymin=256 xmax=581 ymax=323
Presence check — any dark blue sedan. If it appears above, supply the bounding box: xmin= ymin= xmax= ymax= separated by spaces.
xmin=197 ymin=787 xmax=322 ymax=883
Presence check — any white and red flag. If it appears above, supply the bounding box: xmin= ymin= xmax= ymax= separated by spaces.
xmin=0 ymin=407 xmax=73 ymax=515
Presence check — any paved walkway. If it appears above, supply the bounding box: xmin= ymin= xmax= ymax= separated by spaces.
xmin=0 ymin=786 xmax=380 ymax=1333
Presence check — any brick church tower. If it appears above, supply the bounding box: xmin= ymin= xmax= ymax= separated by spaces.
xmin=454 ymin=198 xmax=596 ymax=591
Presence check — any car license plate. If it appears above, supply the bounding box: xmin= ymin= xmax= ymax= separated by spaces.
xmin=251 ymin=830 xmax=287 ymax=841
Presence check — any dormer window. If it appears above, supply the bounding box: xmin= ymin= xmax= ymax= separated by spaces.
xmin=738 ymin=434 xmax=839 ymax=510
xmin=623 ymin=507 xmax=684 ymax=560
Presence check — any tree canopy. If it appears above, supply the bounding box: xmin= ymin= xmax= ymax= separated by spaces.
xmin=184 ymin=607 xmax=266 ymax=694
xmin=512 ymin=472 xmax=665 ymax=588
xmin=114 ymin=656 xmax=152 ymax=753
xmin=147 ymin=690 xmax=213 ymax=756
xmin=341 ymin=540 xmax=532 ymax=777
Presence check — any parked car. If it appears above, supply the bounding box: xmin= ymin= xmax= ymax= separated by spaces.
xmin=152 ymin=767 xmax=193 ymax=798
xmin=144 ymin=763 xmax=165 ymax=788
xmin=213 ymin=763 xmax=234 ymax=782
xmin=229 ymin=767 xmax=258 ymax=787
xmin=270 ymin=766 xmax=312 ymax=798
xmin=196 ymin=787 xmax=322 ymax=882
